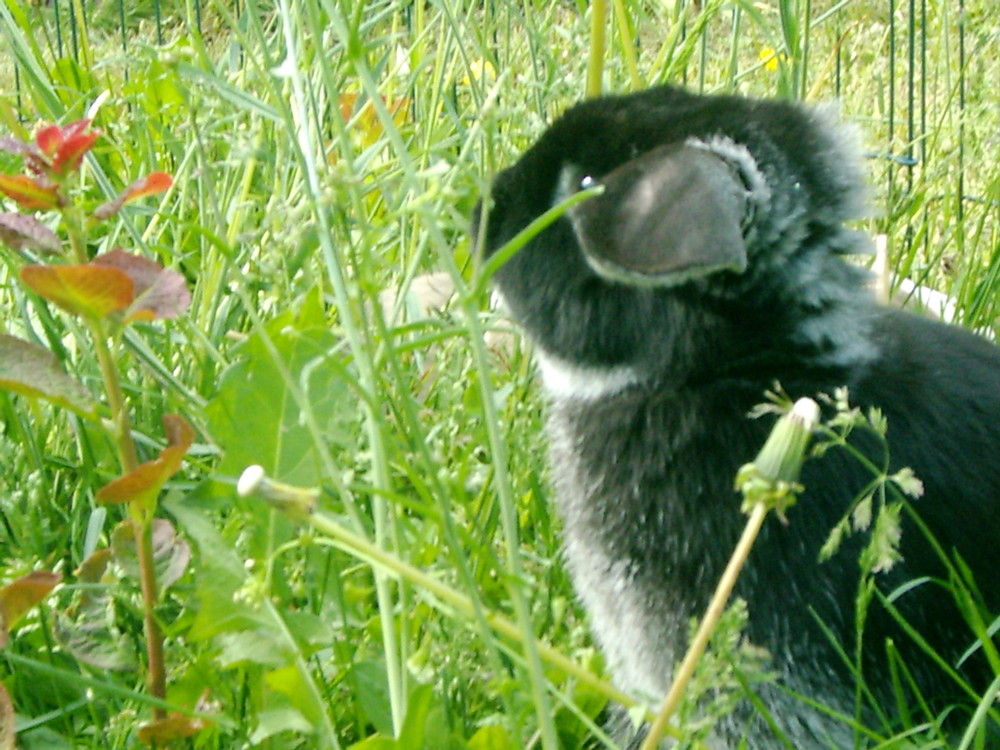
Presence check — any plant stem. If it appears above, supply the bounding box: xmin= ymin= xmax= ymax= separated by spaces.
xmin=639 ymin=501 xmax=769 ymax=750
xmin=586 ymin=0 xmax=607 ymax=97
xmin=86 ymin=317 xmax=168 ymax=715
xmin=62 ymin=203 xmax=90 ymax=265
xmin=133 ymin=516 xmax=167 ymax=719
xmin=305 ymin=504 xmax=637 ymax=712
xmin=70 ymin=183 xmax=168 ymax=714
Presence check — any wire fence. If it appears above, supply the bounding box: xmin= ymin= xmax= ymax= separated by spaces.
xmin=4 ymin=0 xmax=997 ymax=328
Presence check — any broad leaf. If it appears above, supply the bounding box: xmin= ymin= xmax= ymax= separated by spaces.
xmin=21 ymin=263 xmax=133 ymax=319
xmin=0 ymin=683 xmax=13 ymax=750
xmin=468 ymin=725 xmax=515 ymax=750
xmin=137 ymin=714 xmax=209 ymax=745
xmin=93 ymin=172 xmax=173 ymax=221
xmin=0 ymin=334 xmax=98 ymax=418
xmin=0 ymin=212 xmax=60 ymax=254
xmin=204 ymin=288 xmax=359 ymax=487
xmin=110 ymin=518 xmax=191 ymax=591
xmin=49 ymin=120 xmax=99 ymax=176
xmin=351 ymin=660 xmax=394 ymax=736
xmin=96 ymin=413 xmax=194 ymax=515
xmin=0 ymin=570 xmax=61 ymax=647
xmin=54 ymin=608 xmax=137 ymax=671
xmin=92 ymin=248 xmax=190 ymax=321
xmin=164 ymin=492 xmax=275 ymax=641
xmin=0 ymin=174 xmax=60 ymax=210
xmin=249 ymin=707 xmax=313 ymax=744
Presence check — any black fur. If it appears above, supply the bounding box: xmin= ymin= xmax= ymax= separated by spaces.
xmin=476 ymin=85 xmax=1000 ymax=748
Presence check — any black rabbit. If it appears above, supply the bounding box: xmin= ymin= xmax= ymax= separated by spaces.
xmin=475 ymin=85 xmax=1000 ymax=748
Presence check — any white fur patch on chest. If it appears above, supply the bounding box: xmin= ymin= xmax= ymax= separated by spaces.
xmin=536 ymin=349 xmax=642 ymax=401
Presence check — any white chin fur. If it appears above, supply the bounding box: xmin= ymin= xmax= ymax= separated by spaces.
xmin=536 ymin=349 xmax=641 ymax=401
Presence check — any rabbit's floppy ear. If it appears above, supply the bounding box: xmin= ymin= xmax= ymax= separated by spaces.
xmin=568 ymin=142 xmax=751 ymax=287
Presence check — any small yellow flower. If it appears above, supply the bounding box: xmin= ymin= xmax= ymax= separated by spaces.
xmin=758 ymin=46 xmax=781 ymax=72
xmin=461 ymin=59 xmax=497 ymax=87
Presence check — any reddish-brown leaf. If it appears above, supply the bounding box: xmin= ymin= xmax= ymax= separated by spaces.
xmin=0 ymin=173 xmax=61 ymax=210
xmin=96 ymin=414 xmax=195 ymax=512
xmin=0 ymin=570 xmax=62 ymax=648
xmin=126 ymin=171 xmax=172 ymax=201
xmin=94 ymin=172 xmax=174 ymax=220
xmin=0 ymin=212 xmax=61 ymax=254
xmin=96 ymin=461 xmax=163 ymax=507
xmin=0 ymin=334 xmax=98 ymax=417
xmin=163 ymin=413 xmax=196 ymax=452
xmin=0 ymin=682 xmax=13 ymax=750
xmin=52 ymin=131 xmax=99 ymax=175
xmin=137 ymin=714 xmax=209 ymax=744
xmin=75 ymin=548 xmax=113 ymax=584
xmin=21 ymin=263 xmax=134 ymax=318
xmin=92 ymin=249 xmax=191 ymax=320
xmin=93 ymin=171 xmax=173 ymax=221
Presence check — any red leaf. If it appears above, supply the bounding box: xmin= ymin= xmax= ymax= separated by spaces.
xmin=0 ymin=212 xmax=61 ymax=254
xmin=31 ymin=119 xmax=100 ymax=176
xmin=128 ymin=171 xmax=172 ymax=199
xmin=35 ymin=124 xmax=64 ymax=156
xmin=21 ymin=263 xmax=134 ymax=318
xmin=52 ymin=131 xmax=99 ymax=175
xmin=94 ymin=172 xmax=173 ymax=220
xmin=0 ymin=174 xmax=61 ymax=210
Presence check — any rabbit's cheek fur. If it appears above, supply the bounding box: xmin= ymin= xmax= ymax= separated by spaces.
xmin=535 ymin=350 xmax=641 ymax=401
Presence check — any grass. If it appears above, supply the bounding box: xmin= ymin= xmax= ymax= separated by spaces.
xmin=0 ymin=0 xmax=997 ymax=748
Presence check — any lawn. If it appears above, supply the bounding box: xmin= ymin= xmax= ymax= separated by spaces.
xmin=0 ymin=0 xmax=997 ymax=747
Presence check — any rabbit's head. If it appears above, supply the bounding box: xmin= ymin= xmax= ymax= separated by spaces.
xmin=475 ymin=86 xmax=877 ymax=387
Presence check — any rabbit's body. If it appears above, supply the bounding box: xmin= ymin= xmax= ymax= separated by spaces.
xmin=477 ymin=86 xmax=1000 ymax=748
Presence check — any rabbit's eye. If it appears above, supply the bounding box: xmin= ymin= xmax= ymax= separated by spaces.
xmin=553 ymin=163 xmax=595 ymax=206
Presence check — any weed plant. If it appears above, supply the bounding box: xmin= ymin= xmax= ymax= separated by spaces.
xmin=0 ymin=0 xmax=997 ymax=748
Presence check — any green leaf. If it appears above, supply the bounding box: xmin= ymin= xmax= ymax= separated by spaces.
xmin=249 ymin=707 xmax=313 ymax=744
xmin=349 ymin=737 xmax=397 ymax=750
xmin=263 ymin=664 xmax=328 ymax=727
xmin=163 ymin=492 xmax=273 ymax=641
xmin=468 ymin=725 xmax=514 ymax=750
xmin=396 ymin=683 xmax=434 ymax=750
xmin=0 ymin=334 xmax=98 ymax=418
xmin=204 ymin=296 xmax=360 ymax=486
xmin=351 ymin=660 xmax=394 ymax=737
xmin=216 ymin=630 xmax=289 ymax=669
